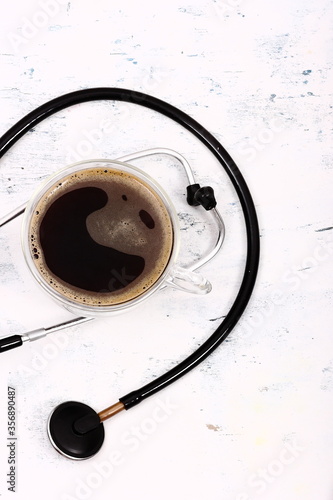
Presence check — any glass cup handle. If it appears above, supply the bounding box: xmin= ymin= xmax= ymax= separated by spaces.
xmin=165 ymin=265 xmax=212 ymax=295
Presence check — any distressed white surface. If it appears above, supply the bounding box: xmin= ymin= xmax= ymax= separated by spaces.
xmin=0 ymin=0 xmax=332 ymax=499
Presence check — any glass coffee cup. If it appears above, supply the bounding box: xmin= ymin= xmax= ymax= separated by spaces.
xmin=21 ymin=159 xmax=212 ymax=317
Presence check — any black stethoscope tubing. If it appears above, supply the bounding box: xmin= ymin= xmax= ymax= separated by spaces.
xmin=0 ymin=88 xmax=260 ymax=410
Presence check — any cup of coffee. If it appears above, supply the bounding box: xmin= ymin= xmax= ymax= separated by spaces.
xmin=21 ymin=159 xmax=211 ymax=317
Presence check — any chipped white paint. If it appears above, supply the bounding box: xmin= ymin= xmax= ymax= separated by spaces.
xmin=0 ymin=0 xmax=332 ymax=498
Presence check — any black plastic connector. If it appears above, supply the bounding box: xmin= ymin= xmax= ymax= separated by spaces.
xmin=186 ymin=184 xmax=217 ymax=211
xmin=194 ymin=186 xmax=217 ymax=210
xmin=186 ymin=184 xmax=217 ymax=210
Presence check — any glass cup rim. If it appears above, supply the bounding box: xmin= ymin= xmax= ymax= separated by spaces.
xmin=21 ymin=159 xmax=181 ymax=315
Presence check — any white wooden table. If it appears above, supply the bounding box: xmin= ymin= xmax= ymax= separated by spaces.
xmin=0 ymin=1 xmax=332 ymax=499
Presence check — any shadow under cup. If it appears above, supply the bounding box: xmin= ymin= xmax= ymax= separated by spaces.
xmin=21 ymin=160 xmax=180 ymax=317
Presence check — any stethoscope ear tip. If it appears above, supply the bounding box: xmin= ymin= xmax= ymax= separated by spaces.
xmin=47 ymin=401 xmax=104 ymax=460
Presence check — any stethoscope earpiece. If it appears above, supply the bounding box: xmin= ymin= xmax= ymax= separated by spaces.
xmin=48 ymin=401 xmax=105 ymax=460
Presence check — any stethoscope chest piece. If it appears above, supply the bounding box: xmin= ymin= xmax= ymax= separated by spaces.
xmin=48 ymin=401 xmax=105 ymax=460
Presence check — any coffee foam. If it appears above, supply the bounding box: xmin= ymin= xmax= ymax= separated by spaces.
xmin=29 ymin=167 xmax=173 ymax=306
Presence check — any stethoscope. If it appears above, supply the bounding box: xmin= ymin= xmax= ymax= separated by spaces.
xmin=0 ymin=88 xmax=260 ymax=460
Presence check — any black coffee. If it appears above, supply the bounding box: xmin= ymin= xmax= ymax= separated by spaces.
xmin=29 ymin=167 xmax=173 ymax=306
